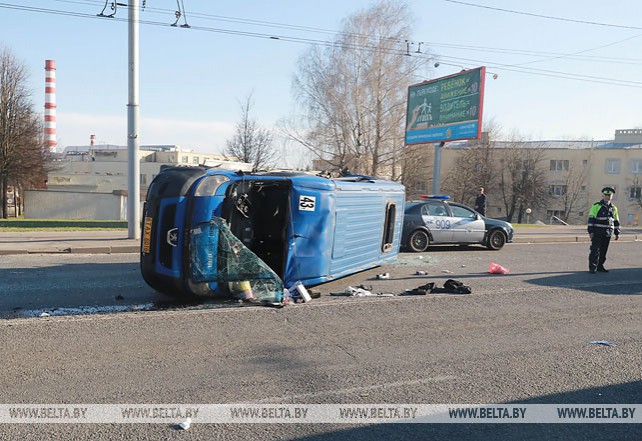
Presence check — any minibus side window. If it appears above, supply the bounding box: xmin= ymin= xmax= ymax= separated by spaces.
xmin=382 ymin=202 xmax=396 ymax=253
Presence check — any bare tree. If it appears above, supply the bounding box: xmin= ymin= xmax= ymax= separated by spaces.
xmin=400 ymin=143 xmax=433 ymax=199
xmin=496 ymin=136 xmax=549 ymax=223
xmin=285 ymin=0 xmax=426 ymax=177
xmin=0 ymin=47 xmax=47 ymax=218
xmin=442 ymin=122 xmax=503 ymax=206
xmin=444 ymin=122 xmax=501 ymax=205
xmin=225 ymin=92 xmax=278 ymax=171
xmin=442 ymin=143 xmax=495 ymax=206
xmin=556 ymin=160 xmax=588 ymax=222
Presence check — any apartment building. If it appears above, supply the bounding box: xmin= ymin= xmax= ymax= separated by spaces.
xmin=427 ymin=129 xmax=642 ymax=225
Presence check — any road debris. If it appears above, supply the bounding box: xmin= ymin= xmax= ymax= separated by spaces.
xmin=331 ymin=286 xmax=394 ymax=297
xmin=408 ymin=280 xmax=472 ymax=295
xmin=590 ymin=340 xmax=617 ymax=347
xmin=489 ymin=262 xmax=510 ymax=274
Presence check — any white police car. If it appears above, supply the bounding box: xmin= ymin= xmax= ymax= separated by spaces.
xmin=401 ymin=196 xmax=514 ymax=252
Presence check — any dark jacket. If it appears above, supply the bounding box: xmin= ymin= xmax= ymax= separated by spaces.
xmin=587 ymin=200 xmax=620 ymax=237
xmin=474 ymin=193 xmax=486 ymax=214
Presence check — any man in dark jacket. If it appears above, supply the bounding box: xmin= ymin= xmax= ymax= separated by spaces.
xmin=587 ymin=187 xmax=620 ymax=273
xmin=474 ymin=187 xmax=487 ymax=216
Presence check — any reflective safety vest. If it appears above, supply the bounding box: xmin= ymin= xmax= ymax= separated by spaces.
xmin=587 ymin=200 xmax=620 ymax=237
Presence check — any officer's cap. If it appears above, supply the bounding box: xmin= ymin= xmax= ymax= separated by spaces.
xmin=601 ymin=186 xmax=615 ymax=195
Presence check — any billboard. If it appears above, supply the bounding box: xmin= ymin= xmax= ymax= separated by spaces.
xmin=405 ymin=66 xmax=485 ymax=145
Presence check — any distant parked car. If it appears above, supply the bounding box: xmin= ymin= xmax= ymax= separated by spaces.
xmin=402 ymin=196 xmax=514 ymax=252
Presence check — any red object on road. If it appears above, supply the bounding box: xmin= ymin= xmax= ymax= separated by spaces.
xmin=489 ymin=262 xmax=510 ymax=274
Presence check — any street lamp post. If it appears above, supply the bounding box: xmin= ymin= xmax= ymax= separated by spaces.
xmin=127 ymin=0 xmax=140 ymax=240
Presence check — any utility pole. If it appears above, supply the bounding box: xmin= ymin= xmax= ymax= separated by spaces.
xmin=127 ymin=0 xmax=140 ymax=239
xmin=432 ymin=141 xmax=445 ymax=195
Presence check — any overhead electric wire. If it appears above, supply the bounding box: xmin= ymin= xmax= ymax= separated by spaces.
xmin=57 ymin=0 xmax=642 ymax=65
xmin=429 ymin=41 xmax=642 ymax=65
xmin=2 ymin=1 xmax=642 ymax=89
xmin=505 ymin=33 xmax=642 ymax=67
xmin=436 ymin=54 xmax=642 ymax=87
xmin=443 ymin=0 xmax=642 ymax=31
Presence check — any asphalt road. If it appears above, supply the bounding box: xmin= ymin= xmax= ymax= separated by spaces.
xmin=1 ymin=241 xmax=641 ymax=440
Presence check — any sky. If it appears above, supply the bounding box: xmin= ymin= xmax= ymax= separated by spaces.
xmin=2 ymin=0 xmax=642 ymax=167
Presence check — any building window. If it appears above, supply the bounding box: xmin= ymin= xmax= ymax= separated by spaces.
xmin=520 ymin=159 xmax=533 ymax=172
xmin=630 ymin=186 xmax=642 ymax=199
xmin=582 ymin=159 xmax=588 ymax=167
xmin=605 ymin=159 xmax=620 ymax=174
xmin=578 ymin=211 xmax=584 ymax=217
xmin=181 ymin=155 xmax=189 ymax=163
xmin=549 ymin=185 xmax=567 ymax=196
xmin=631 ymin=159 xmax=642 ymax=174
xmin=192 ymin=156 xmax=199 ymax=164
xmin=550 ymin=160 xmax=569 ymax=171
xmin=140 ymin=174 xmax=147 ymax=185
xmin=581 ymin=185 xmax=586 ymax=191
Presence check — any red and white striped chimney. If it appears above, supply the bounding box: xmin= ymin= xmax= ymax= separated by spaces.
xmin=44 ymin=60 xmax=57 ymax=153
xmin=90 ymin=134 xmax=96 ymax=146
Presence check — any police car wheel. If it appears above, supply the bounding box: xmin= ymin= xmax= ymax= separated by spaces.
xmin=487 ymin=230 xmax=506 ymax=250
xmin=409 ymin=230 xmax=430 ymax=252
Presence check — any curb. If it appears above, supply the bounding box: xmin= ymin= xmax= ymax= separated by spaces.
xmin=513 ymin=236 xmax=587 ymax=244
xmin=0 ymin=250 xmax=29 ymax=255
xmin=513 ymin=235 xmax=639 ymax=244
xmin=0 ymin=246 xmax=141 ymax=255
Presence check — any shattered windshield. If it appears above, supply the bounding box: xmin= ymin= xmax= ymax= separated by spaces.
xmin=189 ymin=217 xmax=284 ymax=303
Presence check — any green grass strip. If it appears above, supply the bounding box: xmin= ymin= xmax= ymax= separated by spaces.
xmin=0 ymin=219 xmax=127 ymax=229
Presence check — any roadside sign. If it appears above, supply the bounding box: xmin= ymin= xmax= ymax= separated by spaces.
xmin=405 ymin=66 xmax=485 ymax=145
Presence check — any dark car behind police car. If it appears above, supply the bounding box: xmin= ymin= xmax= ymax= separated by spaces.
xmin=402 ymin=196 xmax=514 ymax=252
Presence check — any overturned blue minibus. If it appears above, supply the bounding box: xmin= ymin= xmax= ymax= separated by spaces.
xmin=140 ymin=166 xmax=405 ymax=299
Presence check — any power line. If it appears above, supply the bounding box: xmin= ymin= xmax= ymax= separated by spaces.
xmin=2 ymin=2 xmax=642 ymax=89
xmin=66 ymin=0 xmax=642 ymax=64
xmin=442 ymin=0 xmax=642 ymax=30
xmin=504 ymin=33 xmax=642 ymax=67
xmin=435 ymin=54 xmax=642 ymax=87
xmin=428 ymin=41 xmax=642 ymax=65
xmin=43 ymin=0 xmax=642 ymax=66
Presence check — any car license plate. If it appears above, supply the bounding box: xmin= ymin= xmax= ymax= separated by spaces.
xmin=142 ymin=216 xmax=153 ymax=254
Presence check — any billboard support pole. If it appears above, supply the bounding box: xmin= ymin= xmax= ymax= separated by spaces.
xmin=432 ymin=141 xmax=445 ymax=195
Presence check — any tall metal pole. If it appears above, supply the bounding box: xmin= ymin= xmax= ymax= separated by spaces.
xmin=127 ymin=0 xmax=140 ymax=239
xmin=432 ymin=141 xmax=445 ymax=195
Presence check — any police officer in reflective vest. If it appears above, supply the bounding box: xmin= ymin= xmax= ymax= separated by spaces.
xmin=587 ymin=187 xmax=620 ymax=273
